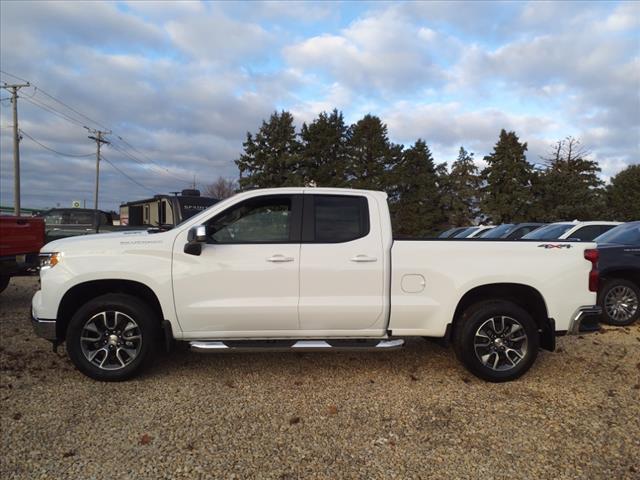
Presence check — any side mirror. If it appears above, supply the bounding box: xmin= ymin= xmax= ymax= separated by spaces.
xmin=184 ymin=225 xmax=207 ymax=256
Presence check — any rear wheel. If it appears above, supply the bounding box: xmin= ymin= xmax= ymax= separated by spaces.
xmin=453 ymin=300 xmax=539 ymax=382
xmin=65 ymin=294 xmax=158 ymax=381
xmin=599 ymin=279 xmax=640 ymax=326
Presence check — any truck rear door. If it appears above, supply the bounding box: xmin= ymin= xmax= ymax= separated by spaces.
xmin=298 ymin=193 xmax=386 ymax=334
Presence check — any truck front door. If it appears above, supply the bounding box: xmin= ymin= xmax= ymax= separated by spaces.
xmin=172 ymin=194 xmax=302 ymax=336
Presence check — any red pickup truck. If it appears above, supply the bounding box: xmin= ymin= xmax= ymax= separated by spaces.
xmin=0 ymin=216 xmax=45 ymax=293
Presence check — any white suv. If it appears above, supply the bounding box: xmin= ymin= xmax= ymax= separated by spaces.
xmin=522 ymin=221 xmax=621 ymax=241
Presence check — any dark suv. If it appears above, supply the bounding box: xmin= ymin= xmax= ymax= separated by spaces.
xmin=594 ymin=222 xmax=640 ymax=326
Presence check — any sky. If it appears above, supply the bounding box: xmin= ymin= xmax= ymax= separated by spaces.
xmin=1 ymin=0 xmax=638 ymax=211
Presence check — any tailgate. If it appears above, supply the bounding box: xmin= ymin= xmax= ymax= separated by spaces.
xmin=0 ymin=217 xmax=45 ymax=257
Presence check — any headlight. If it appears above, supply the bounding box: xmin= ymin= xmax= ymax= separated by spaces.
xmin=39 ymin=252 xmax=62 ymax=269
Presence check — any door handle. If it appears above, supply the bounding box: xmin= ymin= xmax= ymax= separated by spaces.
xmin=350 ymin=254 xmax=377 ymax=262
xmin=267 ymin=254 xmax=294 ymax=263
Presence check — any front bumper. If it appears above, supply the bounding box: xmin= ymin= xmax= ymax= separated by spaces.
xmin=567 ymin=305 xmax=602 ymax=335
xmin=31 ymin=309 xmax=57 ymax=341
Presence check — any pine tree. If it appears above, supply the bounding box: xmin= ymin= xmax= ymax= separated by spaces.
xmin=481 ymin=130 xmax=535 ymax=223
xmin=299 ymin=109 xmax=349 ymax=187
xmin=443 ymin=147 xmax=482 ymax=226
xmin=606 ymin=164 xmax=640 ymax=221
xmin=536 ymin=137 xmax=605 ymax=221
xmin=345 ymin=114 xmax=401 ymax=193
xmin=235 ymin=111 xmax=301 ymax=189
xmin=390 ymin=139 xmax=445 ymax=237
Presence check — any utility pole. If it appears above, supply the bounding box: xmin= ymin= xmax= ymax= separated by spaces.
xmin=1 ymin=82 xmax=30 ymax=215
xmin=86 ymin=128 xmax=110 ymax=229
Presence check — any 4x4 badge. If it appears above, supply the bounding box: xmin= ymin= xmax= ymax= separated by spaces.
xmin=538 ymin=244 xmax=572 ymax=249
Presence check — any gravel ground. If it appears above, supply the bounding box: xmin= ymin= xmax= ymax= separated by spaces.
xmin=1 ymin=277 xmax=639 ymax=479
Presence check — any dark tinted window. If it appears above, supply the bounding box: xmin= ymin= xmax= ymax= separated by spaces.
xmin=313 ymin=195 xmax=369 ymax=243
xmin=595 ymin=222 xmax=640 ymax=245
xmin=43 ymin=210 xmax=108 ymax=225
xmin=570 ymin=225 xmax=606 ymax=241
xmin=438 ymin=228 xmax=457 ymax=238
xmin=522 ymin=223 xmax=573 ymax=240
xmin=508 ymin=225 xmax=541 ymax=239
xmin=479 ymin=224 xmax=515 ymax=238
xmin=206 ymin=196 xmax=293 ymax=243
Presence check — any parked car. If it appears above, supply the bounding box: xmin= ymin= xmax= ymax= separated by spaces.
xmin=476 ymin=223 xmax=546 ymax=240
xmin=453 ymin=225 xmax=495 ymax=238
xmin=0 ymin=216 xmax=45 ymax=293
xmin=521 ymin=221 xmax=621 ymax=242
xmin=594 ymin=222 xmax=640 ymax=326
xmin=40 ymin=208 xmax=127 ymax=243
xmin=438 ymin=227 xmax=468 ymax=238
xmin=32 ymin=188 xmax=600 ymax=383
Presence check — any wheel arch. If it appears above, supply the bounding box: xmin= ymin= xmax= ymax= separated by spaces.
xmin=56 ymin=279 xmax=165 ymax=341
xmin=450 ymin=283 xmax=554 ymax=351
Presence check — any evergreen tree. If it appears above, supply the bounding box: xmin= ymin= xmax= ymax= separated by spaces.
xmin=235 ymin=111 xmax=301 ymax=189
xmin=345 ymin=114 xmax=401 ymax=193
xmin=536 ymin=137 xmax=605 ymax=221
xmin=299 ymin=109 xmax=349 ymax=187
xmin=390 ymin=139 xmax=445 ymax=236
xmin=481 ymin=129 xmax=535 ymax=223
xmin=443 ymin=147 xmax=482 ymax=226
xmin=606 ymin=164 xmax=640 ymax=221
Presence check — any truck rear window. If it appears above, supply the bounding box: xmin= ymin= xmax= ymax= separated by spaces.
xmin=311 ymin=195 xmax=369 ymax=243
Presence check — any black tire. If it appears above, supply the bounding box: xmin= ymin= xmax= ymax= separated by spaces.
xmin=65 ymin=293 xmax=158 ymax=381
xmin=453 ymin=300 xmax=539 ymax=383
xmin=599 ymin=279 xmax=640 ymax=326
xmin=0 ymin=275 xmax=9 ymax=294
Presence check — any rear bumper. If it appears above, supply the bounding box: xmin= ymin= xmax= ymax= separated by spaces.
xmin=31 ymin=309 xmax=57 ymax=341
xmin=567 ymin=305 xmax=602 ymax=335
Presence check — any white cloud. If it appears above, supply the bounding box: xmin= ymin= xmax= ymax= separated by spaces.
xmin=284 ymin=7 xmax=452 ymax=93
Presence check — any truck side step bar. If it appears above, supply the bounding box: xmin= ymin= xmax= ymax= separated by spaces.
xmin=189 ymin=339 xmax=404 ymax=353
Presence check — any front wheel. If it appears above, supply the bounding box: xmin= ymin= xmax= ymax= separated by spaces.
xmin=65 ymin=294 xmax=158 ymax=381
xmin=453 ymin=300 xmax=539 ymax=382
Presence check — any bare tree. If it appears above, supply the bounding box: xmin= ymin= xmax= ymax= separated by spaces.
xmin=542 ymin=136 xmax=592 ymax=168
xmin=204 ymin=176 xmax=238 ymax=199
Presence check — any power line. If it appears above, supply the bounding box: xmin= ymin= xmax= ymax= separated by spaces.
xmin=2 ymin=70 xmax=195 ymax=187
xmin=21 ymin=96 xmax=87 ymax=128
xmin=19 ymin=129 xmax=94 ymax=157
xmin=0 ymin=70 xmax=30 ymax=83
xmin=33 ymin=87 xmax=111 ymax=131
xmin=114 ymin=135 xmax=192 ymax=183
xmin=108 ymin=139 xmax=192 ymax=184
xmin=101 ymin=154 xmax=156 ymax=193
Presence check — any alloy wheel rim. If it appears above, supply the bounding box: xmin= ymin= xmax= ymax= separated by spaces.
xmin=605 ymin=286 xmax=638 ymax=322
xmin=80 ymin=311 xmax=142 ymax=371
xmin=474 ymin=316 xmax=528 ymax=372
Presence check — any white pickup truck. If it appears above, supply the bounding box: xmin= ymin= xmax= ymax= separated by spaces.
xmin=32 ymin=188 xmax=601 ymax=382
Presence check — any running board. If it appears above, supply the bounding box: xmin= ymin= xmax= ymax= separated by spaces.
xmin=189 ymin=339 xmax=404 ymax=353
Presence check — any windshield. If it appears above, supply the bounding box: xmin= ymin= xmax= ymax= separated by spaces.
xmin=478 ymin=224 xmax=514 ymax=238
xmin=43 ymin=210 xmax=109 ymax=226
xmin=454 ymin=227 xmax=479 ymax=238
xmin=594 ymin=222 xmax=640 ymax=245
xmin=522 ymin=223 xmax=573 ymax=240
